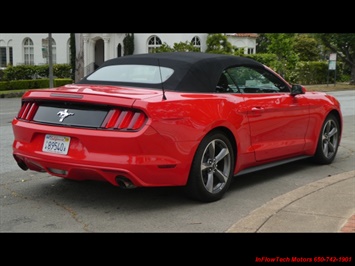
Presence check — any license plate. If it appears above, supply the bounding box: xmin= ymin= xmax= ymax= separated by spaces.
xmin=42 ymin=134 xmax=71 ymax=155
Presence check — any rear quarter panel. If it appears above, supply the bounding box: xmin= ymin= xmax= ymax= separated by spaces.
xmin=134 ymin=92 xmax=254 ymax=172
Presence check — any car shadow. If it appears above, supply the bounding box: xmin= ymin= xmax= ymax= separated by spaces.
xmin=228 ymin=157 xmax=318 ymax=191
xmin=1 ymin=157 xmax=342 ymax=232
xmin=18 ymin=157 xmax=317 ymax=209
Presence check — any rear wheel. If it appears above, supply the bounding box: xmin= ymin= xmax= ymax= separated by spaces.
xmin=185 ymin=131 xmax=235 ymax=202
xmin=313 ymin=114 xmax=340 ymax=164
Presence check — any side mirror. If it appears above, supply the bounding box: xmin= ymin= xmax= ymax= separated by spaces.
xmin=290 ymin=84 xmax=306 ymax=96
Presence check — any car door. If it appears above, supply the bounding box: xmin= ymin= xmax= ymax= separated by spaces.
xmin=225 ymin=66 xmax=310 ymax=162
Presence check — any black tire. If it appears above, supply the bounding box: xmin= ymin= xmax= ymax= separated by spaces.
xmin=184 ymin=131 xmax=235 ymax=202
xmin=313 ymin=114 xmax=340 ymax=164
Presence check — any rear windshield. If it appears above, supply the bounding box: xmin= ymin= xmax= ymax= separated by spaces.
xmin=87 ymin=64 xmax=174 ymax=84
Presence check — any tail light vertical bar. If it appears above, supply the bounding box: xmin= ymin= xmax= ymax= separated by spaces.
xmin=101 ymin=108 xmax=147 ymax=131
xmin=17 ymin=102 xmax=38 ymax=121
xmin=25 ymin=103 xmax=38 ymax=120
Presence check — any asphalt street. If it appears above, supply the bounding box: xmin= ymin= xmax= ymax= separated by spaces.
xmin=0 ymin=91 xmax=354 ymax=232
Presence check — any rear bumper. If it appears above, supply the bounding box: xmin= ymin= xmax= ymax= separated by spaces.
xmin=12 ymin=153 xmax=187 ymax=187
xmin=12 ymin=120 xmax=197 ymax=187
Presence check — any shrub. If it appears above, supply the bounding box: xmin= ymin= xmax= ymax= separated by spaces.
xmin=3 ymin=65 xmax=36 ymax=80
xmin=0 ymin=78 xmax=73 ymax=91
xmin=53 ymin=64 xmax=72 ymax=78
xmin=2 ymin=64 xmax=72 ymax=80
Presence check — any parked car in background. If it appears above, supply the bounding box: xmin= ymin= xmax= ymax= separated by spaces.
xmin=12 ymin=52 xmax=342 ymax=202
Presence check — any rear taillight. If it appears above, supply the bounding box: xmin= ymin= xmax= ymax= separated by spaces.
xmin=17 ymin=102 xmax=38 ymax=121
xmin=101 ymin=109 xmax=147 ymax=131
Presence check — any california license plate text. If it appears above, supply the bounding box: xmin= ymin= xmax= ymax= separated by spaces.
xmin=43 ymin=134 xmax=71 ymax=155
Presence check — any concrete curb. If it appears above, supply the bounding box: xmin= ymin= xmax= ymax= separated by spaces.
xmin=226 ymin=170 xmax=355 ymax=232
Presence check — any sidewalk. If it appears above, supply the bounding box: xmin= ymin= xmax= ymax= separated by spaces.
xmin=226 ymin=170 xmax=355 ymax=233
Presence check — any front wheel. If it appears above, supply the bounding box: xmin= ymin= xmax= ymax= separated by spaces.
xmin=313 ymin=114 xmax=340 ymax=164
xmin=184 ymin=131 xmax=235 ymax=202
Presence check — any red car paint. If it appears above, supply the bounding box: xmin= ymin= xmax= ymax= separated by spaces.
xmin=11 ymin=52 xmax=343 ymax=202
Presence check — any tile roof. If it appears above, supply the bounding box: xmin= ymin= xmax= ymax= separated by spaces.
xmin=226 ymin=33 xmax=258 ymax=38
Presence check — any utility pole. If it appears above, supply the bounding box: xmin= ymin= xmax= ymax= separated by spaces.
xmin=48 ymin=33 xmax=54 ymax=88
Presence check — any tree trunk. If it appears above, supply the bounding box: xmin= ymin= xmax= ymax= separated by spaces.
xmin=74 ymin=34 xmax=84 ymax=83
xmin=351 ymin=63 xmax=355 ymax=85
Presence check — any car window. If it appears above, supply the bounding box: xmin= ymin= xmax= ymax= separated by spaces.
xmin=86 ymin=64 xmax=174 ymax=84
xmin=225 ymin=66 xmax=290 ymax=93
xmin=216 ymin=71 xmax=240 ymax=93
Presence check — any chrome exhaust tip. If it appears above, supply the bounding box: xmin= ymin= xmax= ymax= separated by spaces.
xmin=116 ymin=176 xmax=136 ymax=189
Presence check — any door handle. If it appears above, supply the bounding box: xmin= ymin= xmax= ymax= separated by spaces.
xmin=251 ymin=107 xmax=264 ymax=111
xmin=249 ymin=107 xmax=264 ymax=117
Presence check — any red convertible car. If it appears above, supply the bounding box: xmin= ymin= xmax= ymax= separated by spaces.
xmin=12 ymin=52 xmax=342 ymax=202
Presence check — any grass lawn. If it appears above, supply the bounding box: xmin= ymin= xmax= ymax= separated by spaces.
xmin=305 ymin=82 xmax=355 ymax=92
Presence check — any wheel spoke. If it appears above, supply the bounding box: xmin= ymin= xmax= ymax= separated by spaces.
xmin=201 ymin=162 xmax=209 ymax=171
xmin=215 ymin=148 xmax=229 ymax=163
xmin=205 ymin=172 xmax=214 ymax=193
xmin=322 ymin=141 xmax=329 ymax=156
xmin=207 ymin=141 xmax=215 ymax=159
xmin=325 ymin=121 xmax=331 ymax=133
xmin=328 ymin=127 xmax=338 ymax=138
xmin=215 ymin=168 xmax=228 ymax=183
xmin=328 ymin=141 xmax=335 ymax=153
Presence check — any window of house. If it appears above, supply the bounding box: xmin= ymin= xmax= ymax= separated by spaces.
xmin=248 ymin=48 xmax=254 ymax=54
xmin=0 ymin=47 xmax=6 ymax=67
xmin=191 ymin=36 xmax=201 ymax=51
xmin=147 ymin=36 xmax=162 ymax=53
xmin=1 ymin=40 xmax=13 ymax=68
xmin=23 ymin=38 xmax=34 ymax=65
xmin=44 ymin=37 xmax=57 ymax=64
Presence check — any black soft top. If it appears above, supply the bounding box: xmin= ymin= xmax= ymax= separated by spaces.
xmin=78 ymin=52 xmax=264 ymax=92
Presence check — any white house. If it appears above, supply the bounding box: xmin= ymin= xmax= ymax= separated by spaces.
xmin=0 ymin=33 xmax=257 ymax=77
xmin=79 ymin=33 xmax=209 ymax=75
xmin=0 ymin=33 xmax=71 ymax=67
xmin=226 ymin=33 xmax=258 ymax=54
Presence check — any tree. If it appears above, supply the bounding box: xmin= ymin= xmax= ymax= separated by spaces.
xmin=74 ymin=34 xmax=84 ymax=83
xmin=154 ymin=41 xmax=200 ymax=53
xmin=256 ymin=33 xmax=270 ymax=53
xmin=123 ymin=33 xmax=134 ymax=56
xmin=205 ymin=33 xmax=233 ymax=54
xmin=172 ymin=41 xmax=200 ymax=52
xmin=258 ymin=33 xmax=322 ymax=61
xmin=315 ymin=33 xmax=355 ymax=84
xmin=70 ymin=33 xmax=76 ymax=81
xmin=264 ymin=33 xmax=299 ymax=78
xmin=294 ymin=34 xmax=322 ymax=61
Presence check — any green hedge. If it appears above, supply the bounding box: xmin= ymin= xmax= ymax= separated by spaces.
xmin=1 ymin=58 xmax=349 ymax=87
xmin=1 ymin=64 xmax=72 ymax=80
xmin=294 ymin=61 xmax=344 ymax=85
xmin=244 ymin=53 xmax=278 ymax=67
xmin=0 ymin=78 xmax=73 ymax=91
xmin=244 ymin=54 xmax=347 ymax=84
